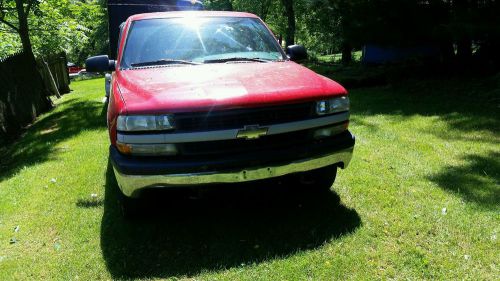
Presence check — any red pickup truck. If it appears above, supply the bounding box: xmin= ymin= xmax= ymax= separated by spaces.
xmin=86 ymin=11 xmax=355 ymax=214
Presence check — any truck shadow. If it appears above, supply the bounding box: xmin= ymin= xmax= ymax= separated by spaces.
xmin=100 ymin=162 xmax=361 ymax=279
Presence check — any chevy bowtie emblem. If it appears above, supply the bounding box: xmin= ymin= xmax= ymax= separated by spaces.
xmin=237 ymin=125 xmax=269 ymax=140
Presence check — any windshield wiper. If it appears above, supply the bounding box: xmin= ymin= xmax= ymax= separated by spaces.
xmin=203 ymin=57 xmax=272 ymax=64
xmin=131 ymin=59 xmax=201 ymax=67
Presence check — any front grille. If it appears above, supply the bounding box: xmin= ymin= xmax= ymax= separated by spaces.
xmin=175 ymin=102 xmax=315 ymax=131
xmin=179 ymin=128 xmax=315 ymax=157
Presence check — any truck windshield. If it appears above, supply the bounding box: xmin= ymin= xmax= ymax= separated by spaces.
xmin=121 ymin=17 xmax=285 ymax=69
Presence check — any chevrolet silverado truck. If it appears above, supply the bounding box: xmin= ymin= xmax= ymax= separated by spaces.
xmin=86 ymin=10 xmax=355 ymax=215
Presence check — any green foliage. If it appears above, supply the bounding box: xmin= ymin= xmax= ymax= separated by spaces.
xmin=205 ymin=0 xmax=284 ymax=34
xmin=30 ymin=0 xmax=106 ymax=64
xmin=204 ymin=0 xmax=234 ymax=11
xmin=0 ymin=0 xmax=43 ymax=56
xmin=205 ymin=0 xmax=283 ymax=25
xmin=295 ymin=0 xmax=341 ymax=54
xmin=0 ymin=31 xmax=21 ymax=57
xmin=0 ymin=0 xmax=105 ymax=64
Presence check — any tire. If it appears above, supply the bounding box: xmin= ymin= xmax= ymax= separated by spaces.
xmin=297 ymin=165 xmax=338 ymax=191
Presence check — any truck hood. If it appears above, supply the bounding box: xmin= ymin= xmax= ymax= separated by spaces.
xmin=116 ymin=61 xmax=347 ymax=114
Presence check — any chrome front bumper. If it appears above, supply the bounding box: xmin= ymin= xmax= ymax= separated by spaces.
xmin=113 ymin=147 xmax=354 ymax=197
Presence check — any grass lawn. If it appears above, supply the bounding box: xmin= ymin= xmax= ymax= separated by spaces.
xmin=317 ymin=51 xmax=364 ymax=63
xmin=0 ymin=72 xmax=499 ymax=280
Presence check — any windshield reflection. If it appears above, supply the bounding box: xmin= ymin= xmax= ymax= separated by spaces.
xmin=121 ymin=17 xmax=285 ymax=69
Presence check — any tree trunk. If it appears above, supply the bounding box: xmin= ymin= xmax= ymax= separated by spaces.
xmin=341 ymin=42 xmax=352 ymax=65
xmin=440 ymin=41 xmax=455 ymax=63
xmin=260 ymin=0 xmax=272 ymax=21
xmin=338 ymin=0 xmax=353 ymax=65
xmin=457 ymin=38 xmax=472 ymax=60
xmin=225 ymin=0 xmax=233 ymax=11
xmin=281 ymin=0 xmax=295 ymax=47
xmin=453 ymin=0 xmax=474 ymax=61
xmin=15 ymin=0 xmax=34 ymax=60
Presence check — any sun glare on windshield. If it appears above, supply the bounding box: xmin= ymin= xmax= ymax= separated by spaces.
xmin=121 ymin=17 xmax=284 ymax=68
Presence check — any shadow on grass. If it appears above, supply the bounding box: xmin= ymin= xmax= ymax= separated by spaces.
xmin=428 ymin=152 xmax=500 ymax=210
xmin=0 ymin=98 xmax=107 ymax=182
xmin=349 ymin=75 xmax=500 ymax=142
xmin=100 ymin=162 xmax=361 ymax=279
xmin=347 ymin=73 xmax=499 ymax=211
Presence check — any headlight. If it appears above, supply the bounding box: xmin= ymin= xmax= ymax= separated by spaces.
xmin=117 ymin=115 xmax=175 ymax=132
xmin=316 ymin=96 xmax=350 ymax=115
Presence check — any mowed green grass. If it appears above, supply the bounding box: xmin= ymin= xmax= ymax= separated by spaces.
xmin=0 ymin=74 xmax=499 ymax=280
xmin=317 ymin=51 xmax=363 ymax=63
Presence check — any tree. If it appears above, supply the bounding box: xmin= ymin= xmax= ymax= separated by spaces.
xmin=204 ymin=0 xmax=234 ymax=11
xmin=281 ymin=0 xmax=295 ymax=47
xmin=453 ymin=0 xmax=475 ymax=60
xmin=31 ymin=0 xmax=106 ymax=64
xmin=0 ymin=0 xmax=39 ymax=58
xmin=206 ymin=0 xmax=275 ymax=21
xmin=205 ymin=0 xmax=284 ymax=42
xmin=0 ymin=0 xmax=105 ymax=64
xmin=302 ymin=0 xmax=352 ymax=63
xmin=258 ymin=0 xmax=273 ymax=21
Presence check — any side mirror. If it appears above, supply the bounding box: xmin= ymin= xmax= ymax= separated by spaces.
xmin=286 ymin=45 xmax=308 ymax=62
xmin=86 ymin=55 xmax=116 ymax=72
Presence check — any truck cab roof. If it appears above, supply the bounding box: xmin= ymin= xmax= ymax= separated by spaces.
xmin=128 ymin=11 xmax=260 ymax=22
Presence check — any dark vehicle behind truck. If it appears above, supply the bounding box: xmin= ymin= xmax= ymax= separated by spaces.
xmin=107 ymin=0 xmax=203 ymax=59
xmin=104 ymin=0 xmax=203 ymax=97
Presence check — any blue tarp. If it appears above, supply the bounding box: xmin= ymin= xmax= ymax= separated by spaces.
xmin=362 ymin=44 xmax=440 ymax=64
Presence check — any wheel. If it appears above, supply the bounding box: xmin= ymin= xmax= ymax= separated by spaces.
xmin=119 ymin=192 xmax=141 ymax=219
xmin=297 ymin=165 xmax=338 ymax=191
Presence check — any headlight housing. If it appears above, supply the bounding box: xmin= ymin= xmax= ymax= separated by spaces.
xmin=313 ymin=122 xmax=349 ymax=140
xmin=117 ymin=115 xmax=175 ymax=132
xmin=316 ymin=96 xmax=350 ymax=115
